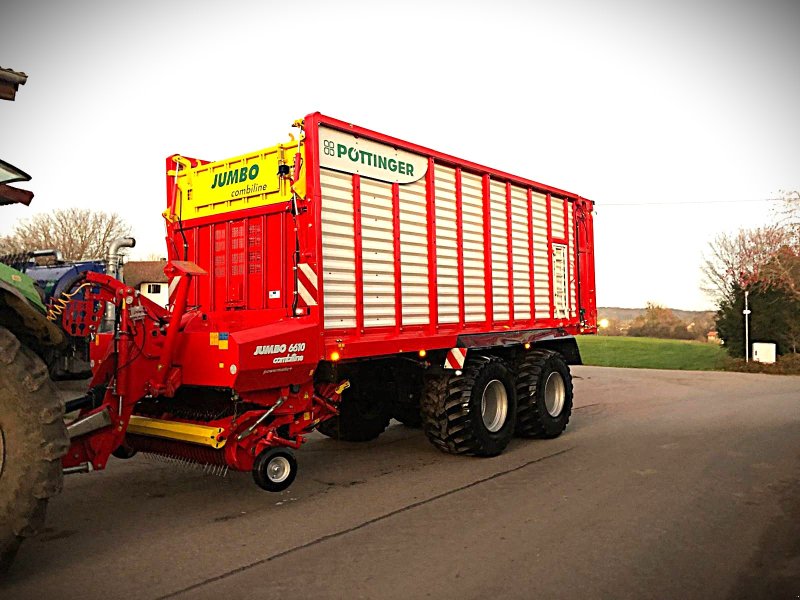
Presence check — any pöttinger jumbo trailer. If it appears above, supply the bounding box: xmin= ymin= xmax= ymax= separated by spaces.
xmin=156 ymin=113 xmax=597 ymax=457
xmin=2 ymin=113 xmax=596 ymax=569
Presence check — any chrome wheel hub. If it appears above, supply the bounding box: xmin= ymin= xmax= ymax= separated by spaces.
xmin=544 ymin=372 xmax=565 ymax=417
xmin=267 ymin=455 xmax=291 ymax=483
xmin=481 ymin=379 xmax=508 ymax=433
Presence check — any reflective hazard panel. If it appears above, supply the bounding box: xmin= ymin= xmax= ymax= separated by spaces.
xmin=444 ymin=348 xmax=467 ymax=370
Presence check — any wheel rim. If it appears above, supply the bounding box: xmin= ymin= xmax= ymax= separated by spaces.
xmin=267 ymin=455 xmax=291 ymax=483
xmin=481 ymin=379 xmax=508 ymax=433
xmin=544 ymin=371 xmax=565 ymax=417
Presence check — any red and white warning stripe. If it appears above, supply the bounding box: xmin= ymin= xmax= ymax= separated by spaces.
xmin=296 ymin=263 xmax=318 ymax=307
xmin=444 ymin=347 xmax=467 ymax=370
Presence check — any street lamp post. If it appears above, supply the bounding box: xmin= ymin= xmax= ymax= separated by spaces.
xmin=743 ymin=290 xmax=751 ymax=362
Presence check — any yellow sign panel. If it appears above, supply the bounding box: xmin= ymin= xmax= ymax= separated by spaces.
xmin=175 ymin=142 xmax=303 ymax=220
xmin=192 ymin=154 xmax=275 ymax=205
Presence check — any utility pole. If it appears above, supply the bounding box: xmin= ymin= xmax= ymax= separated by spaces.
xmin=743 ymin=290 xmax=751 ymax=362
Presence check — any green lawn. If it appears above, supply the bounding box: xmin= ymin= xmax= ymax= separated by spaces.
xmin=576 ymin=335 xmax=728 ymax=371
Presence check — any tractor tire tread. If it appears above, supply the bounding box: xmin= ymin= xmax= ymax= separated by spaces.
xmin=421 ymin=355 xmax=509 ymax=456
xmin=0 ymin=326 xmax=69 ymax=574
xmin=514 ymin=349 xmax=573 ymax=438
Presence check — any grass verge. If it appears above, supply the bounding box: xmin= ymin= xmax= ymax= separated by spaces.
xmin=576 ymin=336 xmax=728 ymax=371
xmin=577 ymin=335 xmax=800 ymax=374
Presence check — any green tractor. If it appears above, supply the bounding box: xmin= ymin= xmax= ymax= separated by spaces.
xmin=0 ymin=159 xmax=71 ymax=571
xmin=0 ymin=155 xmax=136 ymax=571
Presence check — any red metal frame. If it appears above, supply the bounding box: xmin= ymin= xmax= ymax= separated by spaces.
xmin=425 ymin=158 xmax=438 ymax=334
xmin=527 ymin=188 xmax=536 ymax=321
xmin=505 ymin=182 xmax=515 ymax=325
xmin=352 ymin=174 xmax=365 ymax=334
xmin=392 ymin=182 xmax=402 ymax=334
xmin=481 ymin=174 xmax=494 ymax=326
xmin=455 ymin=168 xmax=465 ymax=327
xmin=563 ymin=198 xmax=571 ymax=320
xmin=546 ymin=193 xmax=555 ymax=320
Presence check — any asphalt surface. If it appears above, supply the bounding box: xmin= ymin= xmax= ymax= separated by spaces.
xmin=2 ymin=366 xmax=799 ymax=599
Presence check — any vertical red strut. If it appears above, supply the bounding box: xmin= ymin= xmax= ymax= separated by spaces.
xmin=425 ymin=158 xmax=438 ymax=334
xmin=527 ymin=188 xmax=536 ymax=325
xmin=546 ymin=193 xmax=554 ymax=320
xmin=154 ymin=261 xmax=206 ymax=392
xmin=505 ymin=182 xmax=514 ymax=325
xmin=482 ymin=175 xmax=493 ymax=326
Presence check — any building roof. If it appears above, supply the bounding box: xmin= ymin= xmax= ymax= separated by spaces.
xmin=124 ymin=261 xmax=169 ymax=288
xmin=0 ymin=67 xmax=28 ymax=101
xmin=0 ymin=183 xmax=33 ymax=206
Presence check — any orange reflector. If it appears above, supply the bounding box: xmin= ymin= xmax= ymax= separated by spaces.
xmin=330 ymin=351 xmax=340 ymax=362
xmin=419 ymin=349 xmax=427 ymax=358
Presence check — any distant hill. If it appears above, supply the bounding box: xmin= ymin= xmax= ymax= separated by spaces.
xmin=599 ymin=307 xmax=715 ymax=323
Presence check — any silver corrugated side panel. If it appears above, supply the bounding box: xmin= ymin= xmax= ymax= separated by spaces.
xmin=551 ymin=196 xmax=566 ymax=236
xmin=320 ymin=169 xmax=357 ymax=329
xmin=360 ymin=178 xmax=396 ymax=328
xmin=531 ymin=191 xmax=550 ymax=319
xmin=434 ymin=164 xmax=459 ymax=324
xmin=398 ymin=179 xmax=430 ymax=326
xmin=510 ymin=184 xmax=532 ymax=321
xmin=461 ymin=172 xmax=486 ymax=323
xmin=489 ymin=180 xmax=510 ymax=321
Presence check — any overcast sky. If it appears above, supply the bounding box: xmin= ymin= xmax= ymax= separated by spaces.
xmin=1 ymin=0 xmax=798 ymax=310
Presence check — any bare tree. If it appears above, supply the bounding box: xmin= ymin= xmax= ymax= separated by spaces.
xmin=756 ymin=190 xmax=800 ymax=301
xmin=700 ymin=224 xmax=792 ymax=304
xmin=757 ymin=245 xmax=800 ymax=302
xmin=772 ymin=189 xmax=800 ymax=246
xmin=0 ymin=208 xmax=132 ymax=260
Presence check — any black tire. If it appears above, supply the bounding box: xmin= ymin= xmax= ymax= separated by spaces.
xmin=316 ymin=378 xmax=390 ymax=442
xmin=0 ymin=326 xmax=69 ymax=573
xmin=515 ymin=349 xmax=573 ymax=438
xmin=391 ymin=401 xmax=422 ymax=428
xmin=390 ymin=365 xmax=423 ymax=428
xmin=420 ymin=355 xmax=516 ymax=457
xmin=392 ymin=406 xmax=422 ymax=428
xmin=252 ymin=448 xmax=297 ymax=492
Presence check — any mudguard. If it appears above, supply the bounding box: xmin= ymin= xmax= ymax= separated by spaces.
xmin=0 ymin=263 xmax=64 ymax=351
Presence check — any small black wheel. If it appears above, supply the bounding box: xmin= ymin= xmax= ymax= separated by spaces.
xmin=252 ymin=448 xmax=297 ymax=492
xmin=515 ymin=349 xmax=573 ymax=438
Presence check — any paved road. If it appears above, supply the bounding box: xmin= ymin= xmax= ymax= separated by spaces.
xmin=2 ymin=367 xmax=799 ymax=599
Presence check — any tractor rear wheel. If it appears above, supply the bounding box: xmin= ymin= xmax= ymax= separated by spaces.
xmin=515 ymin=349 xmax=573 ymax=438
xmin=420 ymin=355 xmax=517 ymax=457
xmin=0 ymin=326 xmax=69 ymax=573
